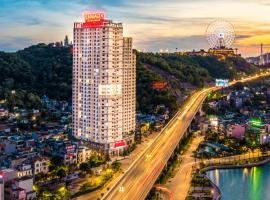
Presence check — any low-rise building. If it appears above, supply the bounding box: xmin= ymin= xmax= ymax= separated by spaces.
xmin=228 ymin=124 xmax=246 ymax=140
xmin=0 ymin=109 xmax=9 ymax=118
xmin=0 ymin=168 xmax=17 ymax=183
xmin=259 ymin=133 xmax=269 ymax=145
xmin=265 ymin=124 xmax=270 ymax=133
xmin=235 ymin=97 xmax=243 ymax=108
xmin=0 ymin=124 xmax=10 ymax=133
xmin=77 ymin=146 xmax=92 ymax=164
xmin=16 ymin=164 xmax=32 ymax=177
xmin=201 ymin=121 xmax=210 ymax=134
xmin=5 ymin=186 xmax=26 ymax=200
xmin=5 ymin=176 xmax=36 ymax=200
xmin=63 ymin=143 xmax=78 ymax=165
xmin=64 ymin=153 xmax=77 ymax=165
xmin=32 ymin=157 xmax=50 ymax=175
xmin=44 ymin=140 xmax=78 ymax=165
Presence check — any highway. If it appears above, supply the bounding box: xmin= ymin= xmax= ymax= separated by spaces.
xmin=102 ymin=72 xmax=270 ymax=200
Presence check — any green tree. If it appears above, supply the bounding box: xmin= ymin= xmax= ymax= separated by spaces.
xmin=79 ymin=162 xmax=91 ymax=172
xmin=111 ymin=161 xmax=121 ymax=172
xmin=57 ymin=168 xmax=67 ymax=179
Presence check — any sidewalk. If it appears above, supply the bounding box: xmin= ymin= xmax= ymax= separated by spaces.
xmin=164 ymin=136 xmax=203 ymax=200
xmin=163 ymin=139 xmax=270 ymax=200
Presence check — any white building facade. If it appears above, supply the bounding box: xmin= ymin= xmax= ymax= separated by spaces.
xmin=77 ymin=146 xmax=92 ymax=163
xmin=72 ymin=12 xmax=136 ymax=156
xmin=33 ymin=157 xmax=50 ymax=175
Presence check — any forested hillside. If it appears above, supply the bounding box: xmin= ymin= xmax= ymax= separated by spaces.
xmin=0 ymin=44 xmax=258 ymax=113
xmin=138 ymin=52 xmax=256 ymax=82
xmin=0 ymin=43 xmax=72 ymax=101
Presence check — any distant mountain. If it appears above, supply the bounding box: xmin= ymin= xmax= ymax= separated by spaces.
xmin=246 ymin=53 xmax=270 ymax=65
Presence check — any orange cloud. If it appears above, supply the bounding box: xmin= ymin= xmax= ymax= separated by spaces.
xmin=237 ymin=34 xmax=270 ymax=46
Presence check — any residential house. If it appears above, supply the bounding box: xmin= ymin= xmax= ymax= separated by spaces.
xmin=77 ymin=146 xmax=92 ymax=164
xmin=228 ymin=124 xmax=246 ymax=140
xmin=5 ymin=176 xmax=36 ymax=200
xmin=32 ymin=157 xmax=50 ymax=175
xmin=16 ymin=164 xmax=32 ymax=178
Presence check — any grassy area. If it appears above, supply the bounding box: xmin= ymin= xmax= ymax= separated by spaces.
xmin=71 ymin=161 xmax=122 ymax=198
xmin=156 ymin=134 xmax=194 ymax=184
xmin=35 ymin=185 xmax=70 ymax=200
xmin=190 ymin=173 xmax=211 ymax=187
xmin=72 ymin=169 xmax=114 ymax=198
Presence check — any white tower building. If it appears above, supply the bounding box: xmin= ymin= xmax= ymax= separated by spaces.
xmin=260 ymin=43 xmax=265 ymax=65
xmin=72 ymin=12 xmax=136 ymax=157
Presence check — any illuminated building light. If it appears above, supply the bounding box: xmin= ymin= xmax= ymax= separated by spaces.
xmin=72 ymin=13 xmax=136 ymax=157
xmin=243 ymin=168 xmax=249 ymax=176
xmin=215 ymin=79 xmax=229 ymax=87
xmin=114 ymin=140 xmax=126 ymax=148
xmin=98 ymin=84 xmax=122 ymax=96
xmin=152 ymin=81 xmax=168 ymax=90
xmin=80 ymin=11 xmax=105 ymax=28
xmin=82 ymin=57 xmax=88 ymax=62
xmin=250 ymin=118 xmax=263 ymax=128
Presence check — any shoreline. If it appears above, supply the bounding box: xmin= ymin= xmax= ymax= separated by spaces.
xmin=201 ymin=157 xmax=270 ymax=173
xmin=200 ymin=157 xmax=270 ymax=200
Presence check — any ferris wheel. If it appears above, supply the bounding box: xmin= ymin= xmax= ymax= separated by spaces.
xmin=206 ymin=19 xmax=235 ymax=49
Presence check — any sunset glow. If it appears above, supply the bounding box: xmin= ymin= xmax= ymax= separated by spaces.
xmin=1 ymin=0 xmax=270 ymax=57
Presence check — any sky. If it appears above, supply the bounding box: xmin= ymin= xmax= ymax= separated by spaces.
xmin=1 ymin=0 xmax=270 ymax=57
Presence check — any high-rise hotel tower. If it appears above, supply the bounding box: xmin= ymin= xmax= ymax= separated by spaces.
xmin=72 ymin=12 xmax=136 ymax=157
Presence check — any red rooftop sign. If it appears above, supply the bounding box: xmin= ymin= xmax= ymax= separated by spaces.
xmin=82 ymin=12 xmax=105 ymax=28
xmin=152 ymin=81 xmax=168 ymax=90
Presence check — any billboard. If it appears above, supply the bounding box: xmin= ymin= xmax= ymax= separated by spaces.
xmin=215 ymin=79 xmax=229 ymax=87
xmin=114 ymin=140 xmax=126 ymax=148
xmin=66 ymin=145 xmax=76 ymax=153
xmin=74 ymin=12 xmax=105 ymax=29
xmin=152 ymin=81 xmax=168 ymax=90
xmin=99 ymin=84 xmax=122 ymax=96
xmin=82 ymin=12 xmax=105 ymax=28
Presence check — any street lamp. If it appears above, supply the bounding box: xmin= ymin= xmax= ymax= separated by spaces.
xmin=119 ymin=186 xmax=125 ymax=193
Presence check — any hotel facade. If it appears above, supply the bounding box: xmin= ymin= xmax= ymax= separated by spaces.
xmin=72 ymin=12 xmax=136 ymax=157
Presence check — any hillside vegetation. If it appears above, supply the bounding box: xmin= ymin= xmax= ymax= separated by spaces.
xmin=136 ymin=52 xmax=256 ymax=113
xmin=0 ymin=44 xmax=258 ymax=113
